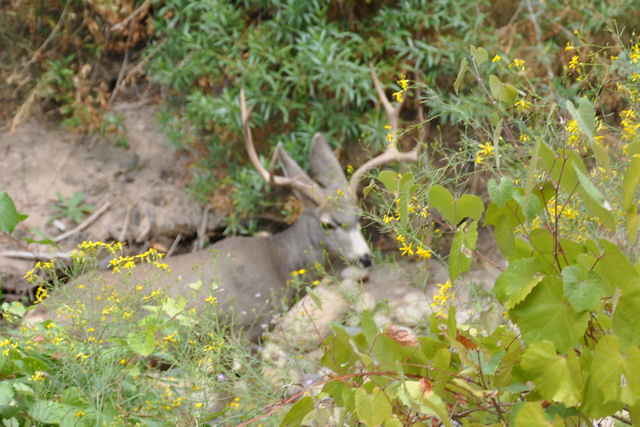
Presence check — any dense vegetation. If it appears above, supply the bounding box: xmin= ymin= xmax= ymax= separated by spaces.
xmin=1 ymin=0 xmax=640 ymax=425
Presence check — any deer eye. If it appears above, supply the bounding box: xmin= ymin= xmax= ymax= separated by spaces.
xmin=321 ymin=220 xmax=339 ymax=230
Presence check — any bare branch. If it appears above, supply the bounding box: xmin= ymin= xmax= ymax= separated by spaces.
xmin=348 ymin=65 xmax=419 ymax=196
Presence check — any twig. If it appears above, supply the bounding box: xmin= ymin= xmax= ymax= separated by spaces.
xmin=196 ymin=205 xmax=211 ymax=251
xmin=20 ymin=1 xmax=70 ymax=68
xmin=53 ymin=201 xmax=111 ymax=243
xmin=0 ymin=250 xmax=73 ymax=261
xmin=110 ymin=0 xmax=151 ymax=33
xmin=118 ymin=204 xmax=134 ymax=243
xmin=167 ymin=233 xmax=182 ymax=258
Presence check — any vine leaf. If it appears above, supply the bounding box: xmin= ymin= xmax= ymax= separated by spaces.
xmin=521 ymin=340 xmax=584 ymax=407
xmin=510 ymin=276 xmax=589 ymax=353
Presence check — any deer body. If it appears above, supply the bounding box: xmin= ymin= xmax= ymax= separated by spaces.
xmin=26 ymin=67 xmax=417 ymax=341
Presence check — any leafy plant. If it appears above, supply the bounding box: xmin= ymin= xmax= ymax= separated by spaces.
xmin=280 ymin=31 xmax=640 ymax=427
xmin=48 ymin=192 xmax=95 ymax=225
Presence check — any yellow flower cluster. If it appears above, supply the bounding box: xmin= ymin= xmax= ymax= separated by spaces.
xmin=430 ymin=280 xmax=455 ymax=319
xmin=475 ymin=141 xmax=494 ymax=165
xmin=392 ymin=73 xmax=409 ymax=102
xmin=509 ymin=58 xmax=525 ymax=71
xmin=109 ymin=247 xmax=169 ymax=273
xmin=396 ymin=234 xmax=432 ymax=259
xmin=631 ymin=43 xmax=640 ymax=64
xmin=620 ymin=109 xmax=639 ymax=151
xmin=23 ymin=259 xmax=56 ymax=284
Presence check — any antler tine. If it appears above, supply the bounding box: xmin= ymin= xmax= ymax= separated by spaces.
xmin=347 ymin=65 xmax=419 ymax=196
xmin=239 ymin=88 xmax=327 ymax=206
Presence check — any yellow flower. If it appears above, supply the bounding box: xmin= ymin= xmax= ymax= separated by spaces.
xmin=392 ymin=91 xmax=403 ymax=102
xmin=399 ymin=242 xmax=414 ymax=256
xmin=492 ymin=54 xmax=501 ymax=63
xmin=568 ymin=55 xmax=579 ymax=70
xmin=416 ymin=246 xmax=432 ymax=259
xmin=205 ymin=296 xmax=216 ymax=305
xmin=397 ymin=73 xmax=408 ymax=91
xmin=73 ymin=410 xmax=85 ymax=418
xmin=514 ymin=98 xmax=531 ymax=112
xmin=509 ymin=58 xmax=525 ymax=70
xmin=565 ymin=41 xmax=574 ymax=51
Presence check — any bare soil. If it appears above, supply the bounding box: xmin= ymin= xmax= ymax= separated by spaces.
xmin=0 ymin=102 xmax=222 ymax=301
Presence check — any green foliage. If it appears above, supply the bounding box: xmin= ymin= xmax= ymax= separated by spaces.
xmin=48 ymin=191 xmax=95 ymax=225
xmin=0 ymin=192 xmax=28 ymax=234
xmin=148 ymin=0 xmax=498 ymax=219
xmin=281 ymin=29 xmax=640 ymax=427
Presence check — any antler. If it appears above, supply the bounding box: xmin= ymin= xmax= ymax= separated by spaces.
xmin=240 ymin=88 xmax=327 ymax=206
xmin=347 ymin=63 xmax=419 ymax=196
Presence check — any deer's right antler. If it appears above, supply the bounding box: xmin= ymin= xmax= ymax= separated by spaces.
xmin=347 ymin=63 xmax=419 ymax=196
xmin=240 ymin=88 xmax=327 ymax=206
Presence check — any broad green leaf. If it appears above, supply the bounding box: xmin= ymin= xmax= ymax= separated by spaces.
xmin=474 ymin=47 xmax=488 ymax=66
xmin=362 ymin=179 xmax=376 ymax=199
xmin=487 ymin=177 xmax=514 ymax=207
xmin=493 ymin=257 xmax=541 ymax=306
xmin=513 ymin=402 xmax=551 ymax=427
xmin=355 ymin=387 xmax=392 ymax=426
xmin=449 ymin=220 xmax=477 ymax=282
xmin=613 ymin=286 xmax=640 ymax=351
xmin=488 ymin=75 xmax=517 ymax=105
xmin=453 ymin=57 xmax=468 ymax=95
xmin=561 ymin=265 xmax=611 ymax=312
xmin=455 ymin=194 xmax=484 ymax=223
xmin=592 ymin=336 xmax=625 ymax=403
xmin=627 ymin=208 xmax=640 ymax=244
xmin=28 ymin=400 xmax=67 ymax=424
xmin=624 ymin=346 xmax=640 ymax=402
xmin=529 ymin=228 xmax=554 ymax=260
xmin=280 ymin=396 xmax=314 ymax=427
xmin=573 ymin=163 xmax=615 ymax=230
xmin=127 ymin=326 xmax=156 ymax=357
xmin=623 ymin=157 xmax=640 ymax=211
xmin=0 ymin=192 xmax=28 ymax=234
xmin=428 ymin=185 xmax=455 ymax=224
xmin=0 ymin=381 xmax=13 ymax=406
xmin=590 ymin=141 xmax=610 ymax=170
xmin=521 ymin=341 xmax=583 ymax=407
xmin=566 ymin=98 xmax=595 ymax=142
xmin=494 ymin=217 xmax=515 ymax=258
xmin=595 ymin=240 xmax=640 ymax=294
xmin=488 ymin=75 xmax=502 ymax=100
xmin=378 ymin=170 xmax=398 ymax=193
xmin=513 ymin=190 xmax=543 ymax=221
xmin=511 ymin=276 xmax=589 ymax=353
xmin=398 ymin=381 xmax=453 ymax=427
xmin=360 ymin=310 xmax=378 ymax=345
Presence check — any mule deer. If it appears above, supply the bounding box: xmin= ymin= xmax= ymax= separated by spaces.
xmin=26 ymin=65 xmax=418 ymax=341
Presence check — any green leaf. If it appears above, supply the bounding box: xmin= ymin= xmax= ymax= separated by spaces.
xmin=449 ymin=220 xmax=477 ymax=282
xmin=127 ymin=326 xmax=156 ymax=357
xmin=362 ymin=179 xmax=376 ymax=199
xmin=573 ymin=163 xmax=615 ymax=230
xmin=378 ymin=170 xmax=398 ymax=193
xmin=561 ymin=265 xmax=611 ymax=312
xmin=455 ymin=194 xmax=484 ymax=223
xmin=595 ymin=239 xmax=640 ymax=294
xmin=428 ymin=185 xmax=455 ymax=224
xmin=511 ymin=276 xmax=589 ymax=353
xmin=521 ymin=341 xmax=584 ymax=407
xmin=28 ymin=400 xmax=67 ymax=424
xmin=0 ymin=382 xmax=14 ymax=406
xmin=453 ymin=57 xmax=468 ymax=95
xmin=474 ymin=47 xmax=488 ymax=66
xmin=566 ymin=98 xmax=595 ymax=142
xmin=398 ymin=381 xmax=453 ymax=427
xmin=613 ymin=285 xmax=640 ymax=351
xmin=524 ymin=138 xmax=541 ymax=205
xmin=591 ymin=336 xmax=625 ymax=403
xmin=623 ymin=157 xmax=640 ymax=211
xmin=513 ymin=402 xmax=551 ymax=427
xmin=280 ymin=395 xmax=314 ymax=427
xmin=494 ymin=217 xmax=515 ymax=258
xmin=487 ymin=178 xmax=514 ymax=207
xmin=0 ymin=192 xmax=28 ymax=233
xmin=494 ymin=258 xmax=542 ymax=308
xmin=355 ymin=387 xmax=392 ymax=426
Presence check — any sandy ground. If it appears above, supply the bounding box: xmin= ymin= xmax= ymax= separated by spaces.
xmin=0 ymin=102 xmax=221 ymax=300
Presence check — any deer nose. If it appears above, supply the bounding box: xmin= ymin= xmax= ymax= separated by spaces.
xmin=359 ymin=253 xmax=373 ymax=268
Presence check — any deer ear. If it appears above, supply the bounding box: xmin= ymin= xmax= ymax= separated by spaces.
xmin=309 ymin=133 xmax=348 ymax=190
xmin=276 ymin=144 xmax=321 ymax=203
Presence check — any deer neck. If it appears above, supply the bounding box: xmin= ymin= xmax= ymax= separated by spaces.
xmin=269 ymin=211 xmax=324 ymax=277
